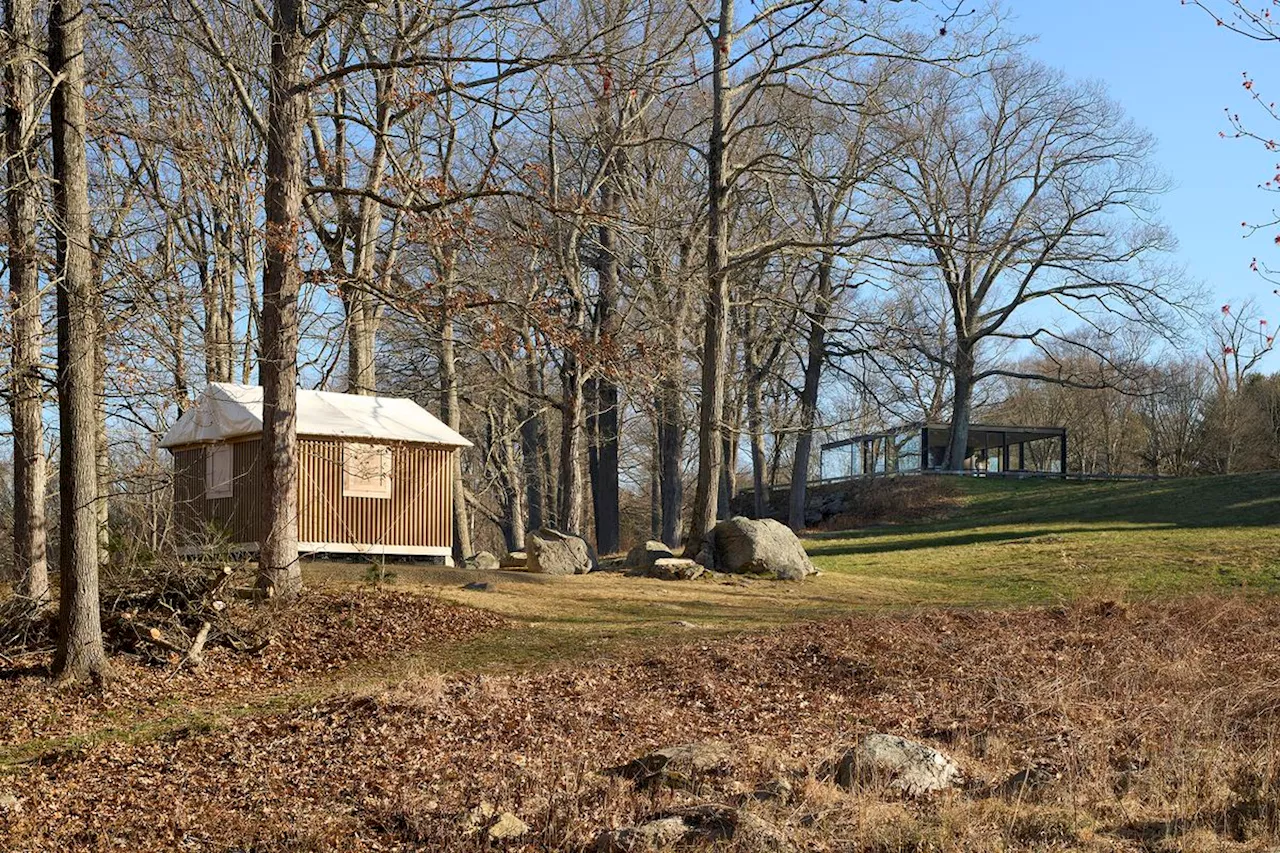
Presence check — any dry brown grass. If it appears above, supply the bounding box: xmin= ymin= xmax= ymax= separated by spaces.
xmin=2 ymin=594 xmax=1278 ymax=851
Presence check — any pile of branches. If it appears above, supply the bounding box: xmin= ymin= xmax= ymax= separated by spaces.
xmin=101 ymin=559 xmax=269 ymax=669
xmin=0 ymin=595 xmax=58 ymax=661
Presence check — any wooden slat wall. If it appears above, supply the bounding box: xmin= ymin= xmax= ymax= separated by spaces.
xmin=297 ymin=438 xmax=452 ymax=549
xmin=172 ymin=438 xmax=264 ymax=545
xmin=173 ymin=437 xmax=452 ymax=550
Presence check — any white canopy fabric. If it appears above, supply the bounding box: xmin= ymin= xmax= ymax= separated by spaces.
xmin=159 ymin=383 xmax=472 ymax=449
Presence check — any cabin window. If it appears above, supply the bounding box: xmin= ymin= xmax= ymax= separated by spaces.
xmin=205 ymin=445 xmax=234 ymax=499
xmin=343 ymin=443 xmax=392 ymax=498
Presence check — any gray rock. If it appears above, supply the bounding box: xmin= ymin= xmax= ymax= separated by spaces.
xmin=642 ymin=558 xmax=704 ymax=581
xmin=625 ymin=540 xmax=676 ymax=569
xmin=467 ymin=551 xmax=500 ymax=571
xmin=488 ymin=811 xmax=529 ymax=840
xmin=499 ymin=551 xmax=527 ymax=568
xmin=994 ymin=763 xmax=1059 ymax=798
xmin=463 ymin=581 xmax=494 ymax=592
xmin=835 ymin=734 xmax=962 ymax=797
xmin=614 ymin=741 xmax=735 ymax=790
xmin=596 ymin=808 xmax=789 ymax=853
xmin=706 ymin=517 xmax=816 ymax=580
xmin=595 ymin=816 xmax=691 ymax=852
xmin=526 ymin=528 xmax=593 ymax=575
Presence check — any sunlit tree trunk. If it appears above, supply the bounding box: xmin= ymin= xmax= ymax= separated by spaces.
xmin=258 ymin=0 xmax=307 ymax=599
xmin=50 ymin=0 xmax=109 ymax=680
xmin=685 ymin=0 xmax=734 ymax=559
xmin=4 ymin=0 xmax=48 ymax=609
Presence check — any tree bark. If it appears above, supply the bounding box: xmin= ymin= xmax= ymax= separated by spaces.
xmin=588 ymin=169 xmax=622 ymax=555
xmin=788 ymin=251 xmax=833 ymax=529
xmin=440 ymin=294 xmax=472 ymax=562
xmin=50 ymin=0 xmax=109 ymax=680
xmin=944 ymin=339 xmax=976 ymax=471
xmin=558 ymin=357 xmax=585 ymax=534
xmin=746 ymin=370 xmax=766 ymax=519
xmin=684 ymin=0 xmax=734 ymax=559
xmin=5 ymin=0 xmax=48 ymax=608
xmin=257 ymin=0 xmax=307 ymax=599
xmin=656 ymin=377 xmax=683 ymax=548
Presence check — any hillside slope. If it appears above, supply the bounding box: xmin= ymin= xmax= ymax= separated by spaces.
xmin=807 ymin=473 xmax=1280 ymax=605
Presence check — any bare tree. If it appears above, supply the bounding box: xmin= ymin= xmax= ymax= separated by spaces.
xmin=257 ymin=0 xmax=308 ymax=598
xmin=4 ymin=0 xmax=48 ymax=609
xmin=885 ymin=55 xmax=1178 ymax=471
xmin=50 ymin=0 xmax=109 ymax=680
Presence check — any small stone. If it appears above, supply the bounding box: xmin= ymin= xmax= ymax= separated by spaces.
xmin=613 ymin=742 xmax=735 ymax=791
xmin=468 ymin=551 xmax=501 ymax=571
xmin=595 ymin=816 xmax=691 ymax=852
xmin=753 ymin=776 xmax=793 ymax=802
xmin=644 ymin=558 xmax=704 ymax=581
xmin=625 ymin=540 xmax=676 ymax=569
xmin=500 ymin=551 xmax=528 ymax=568
xmin=487 ymin=811 xmax=529 ymax=840
xmin=834 ymin=734 xmax=962 ymax=797
xmin=463 ymin=581 xmax=494 ymax=592
xmin=461 ymin=801 xmax=497 ymax=835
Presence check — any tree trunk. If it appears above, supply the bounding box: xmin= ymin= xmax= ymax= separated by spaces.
xmin=788 ymin=252 xmax=833 ymax=529
xmin=5 ymin=0 xmax=48 ymax=608
xmin=440 ymin=296 xmax=472 ymax=562
xmin=50 ymin=0 xmax=108 ymax=680
xmin=656 ymin=377 xmax=683 ymax=548
xmin=944 ymin=340 xmax=976 ymax=471
xmin=558 ymin=357 xmax=585 ymax=534
xmin=588 ymin=174 xmax=622 ymax=555
xmin=257 ymin=0 xmax=307 ymax=599
xmin=684 ymin=0 xmax=734 ymax=559
xmin=747 ymin=373 xmax=766 ymax=519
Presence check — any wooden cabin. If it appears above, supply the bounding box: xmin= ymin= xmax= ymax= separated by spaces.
xmin=160 ymin=383 xmax=471 ymax=563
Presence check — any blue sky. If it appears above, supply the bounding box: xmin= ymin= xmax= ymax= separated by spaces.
xmin=1012 ymin=0 xmax=1278 ymax=366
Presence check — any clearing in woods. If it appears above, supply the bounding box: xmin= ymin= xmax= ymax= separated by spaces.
xmin=2 ymin=473 xmax=1279 ymax=851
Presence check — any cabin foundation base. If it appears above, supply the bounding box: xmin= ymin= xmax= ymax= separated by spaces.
xmin=176 ymin=542 xmax=454 ymax=562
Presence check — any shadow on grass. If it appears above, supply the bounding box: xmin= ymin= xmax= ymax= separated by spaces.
xmin=805 ymin=524 xmax=1171 ymax=557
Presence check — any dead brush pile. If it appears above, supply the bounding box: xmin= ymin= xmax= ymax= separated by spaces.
xmin=4 ymin=595 xmax=1280 ymax=852
xmin=0 ymin=568 xmax=506 ymax=747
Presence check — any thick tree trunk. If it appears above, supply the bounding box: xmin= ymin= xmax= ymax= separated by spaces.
xmin=788 ymin=253 xmax=833 ymax=530
xmin=5 ymin=0 xmax=48 ymax=608
xmin=685 ymin=0 xmax=734 ymax=559
xmin=588 ymin=180 xmax=621 ymax=555
xmin=656 ymin=378 xmax=683 ymax=548
xmin=747 ymin=375 xmax=766 ymax=519
xmin=440 ymin=299 xmax=472 ymax=562
xmin=944 ymin=341 xmax=976 ymax=471
xmin=558 ymin=358 xmax=585 ymax=534
xmin=650 ymin=415 xmax=662 ymax=539
xmin=50 ymin=0 xmax=108 ymax=680
xmin=257 ymin=0 xmax=307 ymax=599
xmin=496 ymin=401 xmax=525 ymax=552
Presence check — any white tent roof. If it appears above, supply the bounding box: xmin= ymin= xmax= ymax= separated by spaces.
xmin=159 ymin=383 xmax=472 ymax=449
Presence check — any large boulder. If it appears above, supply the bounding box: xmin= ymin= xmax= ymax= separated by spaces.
xmin=625 ymin=540 xmax=676 ymax=570
xmin=703 ymin=517 xmax=816 ymax=580
xmin=526 ymin=528 xmax=593 ymax=575
xmin=834 ymin=734 xmax=962 ymax=797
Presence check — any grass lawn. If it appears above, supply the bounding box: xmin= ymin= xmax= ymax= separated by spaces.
xmin=306 ymin=473 xmax=1280 ymax=671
